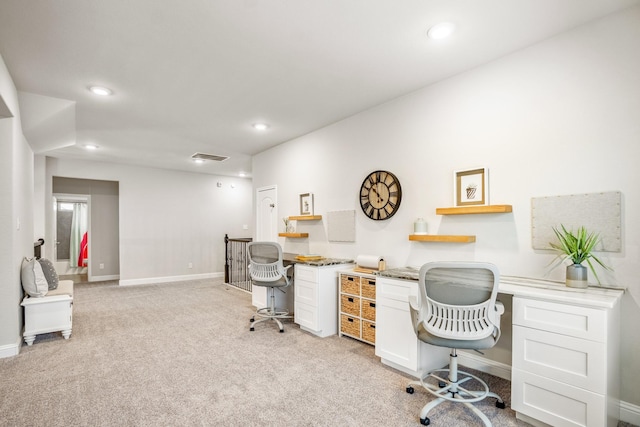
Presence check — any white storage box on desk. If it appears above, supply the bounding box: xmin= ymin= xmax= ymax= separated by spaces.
xmin=21 ymin=280 xmax=74 ymax=346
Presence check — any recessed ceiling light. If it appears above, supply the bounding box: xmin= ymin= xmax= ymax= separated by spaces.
xmin=239 ymin=172 xmax=246 ymax=177
xmin=83 ymin=143 xmax=99 ymax=150
xmin=88 ymin=86 xmax=113 ymax=96
xmin=427 ymin=22 xmax=455 ymax=40
xmin=252 ymin=123 xmax=269 ymax=131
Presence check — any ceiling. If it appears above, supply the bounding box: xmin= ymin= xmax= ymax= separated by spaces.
xmin=1 ymin=0 xmax=638 ymax=178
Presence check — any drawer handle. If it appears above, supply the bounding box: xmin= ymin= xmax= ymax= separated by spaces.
xmin=348 ymin=297 xmax=354 ymax=302
xmin=347 ymin=277 xmax=354 ymax=281
xmin=370 ymin=324 xmax=376 ymax=329
xmin=368 ymin=281 xmax=375 ymax=286
xmin=369 ymin=303 xmax=376 ymax=308
xmin=347 ymin=318 xmax=354 ymax=322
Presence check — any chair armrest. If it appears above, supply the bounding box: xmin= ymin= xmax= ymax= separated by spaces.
xmin=495 ymin=300 xmax=505 ymax=315
xmin=491 ymin=300 xmax=505 ymax=341
xmin=408 ymin=295 xmax=421 ymax=335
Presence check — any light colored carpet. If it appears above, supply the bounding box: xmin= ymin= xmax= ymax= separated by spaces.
xmin=0 ymin=279 xmax=632 ymax=426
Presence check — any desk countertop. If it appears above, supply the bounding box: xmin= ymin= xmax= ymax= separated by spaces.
xmin=283 ymin=252 xmax=354 ymax=267
xmin=377 ymin=267 xmax=625 ymax=309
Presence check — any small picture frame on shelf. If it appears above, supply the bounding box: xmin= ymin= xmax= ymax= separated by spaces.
xmin=299 ymin=193 xmax=314 ymax=216
xmin=454 ymin=167 xmax=488 ymax=206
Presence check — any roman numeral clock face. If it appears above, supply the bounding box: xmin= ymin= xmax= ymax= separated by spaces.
xmin=359 ymin=170 xmax=402 ymax=220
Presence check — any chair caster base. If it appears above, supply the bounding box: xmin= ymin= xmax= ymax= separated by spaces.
xmin=279 ymin=329 xmax=284 ymax=333
xmin=420 ymin=417 xmax=431 ymax=425
xmin=496 ymin=400 xmax=506 ymax=409
xmin=250 ymin=327 xmax=255 ymax=331
xmin=406 ymin=386 xmax=414 ymax=394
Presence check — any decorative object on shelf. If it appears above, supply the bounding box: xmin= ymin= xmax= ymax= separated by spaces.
xmin=454 ymin=167 xmax=488 ymax=207
xmin=413 ymin=218 xmax=428 ymax=235
xmin=359 ymin=170 xmax=402 ymax=220
xmin=283 ymin=217 xmax=295 ymax=233
xmin=548 ymin=224 xmax=612 ymax=288
xmin=299 ymin=193 xmax=314 ymax=215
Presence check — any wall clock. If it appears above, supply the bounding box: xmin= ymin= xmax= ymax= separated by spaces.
xmin=359 ymin=170 xmax=402 ymax=220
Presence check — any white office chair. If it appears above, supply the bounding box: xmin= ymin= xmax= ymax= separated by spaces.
xmin=247 ymin=241 xmax=293 ymax=332
xmin=406 ymin=261 xmax=506 ymax=426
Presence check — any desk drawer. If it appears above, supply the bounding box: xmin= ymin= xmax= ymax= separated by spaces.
xmin=376 ymin=277 xmax=417 ymax=302
xmin=513 ymin=297 xmax=606 ymax=342
xmin=512 ymin=369 xmax=605 ymax=427
xmin=295 ymin=279 xmax=317 ymax=306
xmin=294 ymin=301 xmax=318 ymax=331
xmin=296 ymin=265 xmax=318 ymax=282
xmin=513 ymin=325 xmax=605 ymax=392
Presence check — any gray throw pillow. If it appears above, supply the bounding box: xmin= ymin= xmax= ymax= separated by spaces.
xmin=21 ymin=257 xmax=48 ymax=297
xmin=38 ymin=258 xmax=59 ymax=290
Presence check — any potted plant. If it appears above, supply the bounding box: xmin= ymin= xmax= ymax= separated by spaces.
xmin=549 ymin=224 xmax=612 ymax=288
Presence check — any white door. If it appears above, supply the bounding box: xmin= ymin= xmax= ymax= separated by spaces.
xmin=256 ymin=185 xmax=277 ymax=242
xmin=253 ymin=186 xmax=278 ymax=308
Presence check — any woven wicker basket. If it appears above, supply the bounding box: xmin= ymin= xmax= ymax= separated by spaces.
xmin=340 ymin=314 xmax=361 ymax=337
xmin=340 ymin=275 xmax=360 ymax=295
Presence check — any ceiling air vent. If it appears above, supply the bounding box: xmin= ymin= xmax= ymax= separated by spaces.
xmin=191 ymin=153 xmax=229 ymax=162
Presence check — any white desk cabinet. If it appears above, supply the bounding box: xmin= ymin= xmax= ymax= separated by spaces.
xmin=375 ymin=276 xmax=448 ymax=377
xmin=294 ymin=263 xmax=353 ymax=337
xmin=510 ymin=292 xmax=622 ymax=427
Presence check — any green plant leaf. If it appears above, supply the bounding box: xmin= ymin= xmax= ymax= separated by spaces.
xmin=549 ymin=224 xmax=612 ymax=284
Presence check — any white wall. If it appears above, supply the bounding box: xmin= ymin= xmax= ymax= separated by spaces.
xmin=0 ymin=54 xmax=34 ymax=356
xmin=253 ymin=7 xmax=640 ymax=407
xmin=43 ymin=158 xmax=253 ymax=284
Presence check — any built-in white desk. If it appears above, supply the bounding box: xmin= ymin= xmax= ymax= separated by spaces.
xmin=376 ymin=269 xmax=624 ymax=427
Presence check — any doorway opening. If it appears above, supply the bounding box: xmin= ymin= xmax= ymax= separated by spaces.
xmin=54 ymin=194 xmax=90 ymax=282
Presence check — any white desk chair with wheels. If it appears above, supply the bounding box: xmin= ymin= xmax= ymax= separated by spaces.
xmin=406 ymin=261 xmax=506 ymax=426
xmin=247 ymin=241 xmax=293 ymax=333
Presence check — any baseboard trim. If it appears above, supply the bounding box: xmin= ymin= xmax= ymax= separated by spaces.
xmin=0 ymin=337 xmax=22 ymax=359
xmin=89 ymin=274 xmax=120 ymax=282
xmin=457 ymin=350 xmax=512 ymax=381
xmin=119 ymin=272 xmax=223 ymax=286
xmin=621 ymin=400 xmax=640 ymax=425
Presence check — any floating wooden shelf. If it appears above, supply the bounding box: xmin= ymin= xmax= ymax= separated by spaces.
xmin=435 ymin=205 xmax=512 ymax=215
xmin=409 ymin=234 xmax=476 ymax=243
xmin=278 ymin=233 xmax=309 ymax=238
xmin=288 ymin=215 xmax=322 ymax=221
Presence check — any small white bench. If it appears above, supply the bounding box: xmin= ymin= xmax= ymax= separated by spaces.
xmin=21 ymin=280 xmax=74 ymax=346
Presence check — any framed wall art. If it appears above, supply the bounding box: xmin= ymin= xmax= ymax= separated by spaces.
xmin=299 ymin=193 xmax=314 ymax=215
xmin=454 ymin=167 xmax=488 ymax=206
